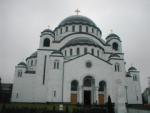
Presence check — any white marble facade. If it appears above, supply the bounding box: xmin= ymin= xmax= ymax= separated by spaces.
xmin=11 ymin=15 xmax=142 ymax=113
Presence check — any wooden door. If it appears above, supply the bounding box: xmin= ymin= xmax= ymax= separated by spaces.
xmin=71 ymin=94 xmax=77 ymax=104
xmin=99 ymin=94 xmax=104 ymax=105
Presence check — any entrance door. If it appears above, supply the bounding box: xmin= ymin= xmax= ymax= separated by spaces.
xmin=71 ymin=94 xmax=77 ymax=104
xmin=99 ymin=94 xmax=104 ymax=105
xmin=84 ymin=91 xmax=91 ymax=105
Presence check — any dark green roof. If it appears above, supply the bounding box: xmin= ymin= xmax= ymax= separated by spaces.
xmin=109 ymin=53 xmax=120 ymax=58
xmin=26 ymin=51 xmax=37 ymax=61
xmin=59 ymin=15 xmax=97 ymax=27
xmin=62 ymin=37 xmax=101 ymax=49
xmin=106 ymin=33 xmax=120 ymax=39
xmin=18 ymin=62 xmax=26 ymax=66
xmin=41 ymin=29 xmax=53 ymax=33
xmin=128 ymin=66 xmax=137 ymax=71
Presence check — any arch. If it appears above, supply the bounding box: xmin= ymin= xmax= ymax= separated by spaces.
xmin=99 ymin=80 xmax=106 ymax=91
xmin=83 ymin=76 xmax=95 ymax=87
xmin=71 ymin=80 xmax=78 ymax=91
xmin=112 ymin=42 xmax=119 ymax=51
xmin=79 ymin=25 xmax=82 ymax=32
xmin=43 ymin=38 xmax=50 ymax=47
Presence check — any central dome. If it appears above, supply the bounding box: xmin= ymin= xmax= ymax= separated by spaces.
xmin=58 ymin=15 xmax=97 ymax=27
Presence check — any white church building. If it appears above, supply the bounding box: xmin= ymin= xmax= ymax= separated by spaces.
xmin=11 ymin=14 xmax=142 ymax=113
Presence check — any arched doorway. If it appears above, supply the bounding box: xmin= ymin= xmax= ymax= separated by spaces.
xmin=98 ymin=81 xmax=106 ymax=105
xmin=83 ymin=76 xmax=95 ymax=105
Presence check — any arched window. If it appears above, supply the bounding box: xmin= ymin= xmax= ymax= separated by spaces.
xmin=86 ymin=26 xmax=88 ymax=32
xmin=91 ymin=48 xmax=94 ymax=55
xmin=43 ymin=38 xmax=50 ymax=47
xmin=112 ymin=42 xmax=119 ymax=51
xmin=83 ymin=76 xmax=94 ymax=87
xmin=66 ymin=26 xmax=68 ymax=32
xmin=133 ymin=75 xmax=137 ymax=81
xmin=97 ymin=50 xmax=99 ymax=57
xmin=79 ymin=25 xmax=82 ymax=32
xmin=115 ymin=63 xmax=120 ymax=72
xmin=72 ymin=25 xmax=75 ymax=32
xmin=64 ymin=50 xmax=67 ymax=56
xmin=99 ymin=81 xmax=106 ymax=91
xmin=54 ymin=60 xmax=59 ymax=69
xmin=92 ymin=28 xmax=94 ymax=33
xmin=71 ymin=80 xmax=78 ymax=91
xmin=70 ymin=48 xmax=73 ymax=56
xmin=96 ymin=30 xmax=99 ymax=36
xmin=84 ymin=48 xmax=87 ymax=54
xmin=77 ymin=48 xmax=80 ymax=55
xmin=18 ymin=70 xmax=22 ymax=77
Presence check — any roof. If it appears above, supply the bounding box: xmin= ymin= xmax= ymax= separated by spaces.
xmin=62 ymin=37 xmax=102 ymax=49
xmin=26 ymin=51 xmax=37 ymax=61
xmin=106 ymin=33 xmax=120 ymax=39
xmin=18 ymin=62 xmax=26 ymax=66
xmin=51 ymin=50 xmax=63 ymax=57
xmin=58 ymin=15 xmax=97 ymax=27
xmin=41 ymin=29 xmax=53 ymax=33
xmin=109 ymin=53 xmax=120 ymax=58
xmin=128 ymin=66 xmax=137 ymax=71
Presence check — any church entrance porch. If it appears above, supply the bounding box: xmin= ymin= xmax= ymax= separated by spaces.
xmin=84 ymin=90 xmax=91 ymax=105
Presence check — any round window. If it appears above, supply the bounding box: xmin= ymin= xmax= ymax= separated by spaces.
xmin=86 ymin=61 xmax=92 ymax=68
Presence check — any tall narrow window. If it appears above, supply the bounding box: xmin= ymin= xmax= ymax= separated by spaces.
xmin=70 ymin=48 xmax=73 ymax=56
xmin=53 ymin=90 xmax=56 ymax=97
xmin=115 ymin=63 xmax=120 ymax=72
xmin=65 ymin=50 xmax=67 ymax=56
xmin=72 ymin=25 xmax=75 ymax=32
xmin=79 ymin=25 xmax=82 ymax=32
xmin=92 ymin=28 xmax=94 ymax=33
xmin=54 ymin=60 xmax=59 ymax=69
xmin=86 ymin=26 xmax=88 ymax=32
xmin=84 ymin=48 xmax=87 ymax=54
xmin=57 ymin=62 xmax=59 ymax=69
xmin=112 ymin=42 xmax=119 ymax=51
xmin=43 ymin=38 xmax=50 ymax=47
xmin=97 ymin=50 xmax=99 ymax=57
xmin=91 ymin=48 xmax=94 ymax=55
xmin=60 ymin=28 xmax=62 ymax=34
xmin=66 ymin=26 xmax=68 ymax=32
xmin=18 ymin=71 xmax=22 ymax=77
xmin=77 ymin=48 xmax=80 ymax=55
xmin=96 ymin=30 xmax=98 ymax=36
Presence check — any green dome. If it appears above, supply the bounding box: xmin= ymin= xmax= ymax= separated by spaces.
xmin=62 ymin=37 xmax=101 ymax=49
xmin=59 ymin=15 xmax=97 ymax=27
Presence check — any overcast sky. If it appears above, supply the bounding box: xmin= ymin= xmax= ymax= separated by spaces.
xmin=0 ymin=0 xmax=150 ymax=92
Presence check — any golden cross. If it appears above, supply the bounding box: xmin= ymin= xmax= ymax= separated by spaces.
xmin=75 ymin=9 xmax=80 ymax=15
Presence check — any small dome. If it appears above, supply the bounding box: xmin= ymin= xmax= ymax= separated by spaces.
xmin=62 ymin=37 xmax=101 ymax=49
xmin=51 ymin=50 xmax=63 ymax=56
xmin=26 ymin=51 xmax=37 ymax=61
xmin=18 ymin=62 xmax=27 ymax=66
xmin=128 ymin=66 xmax=137 ymax=71
xmin=58 ymin=15 xmax=97 ymax=27
xmin=42 ymin=29 xmax=53 ymax=33
xmin=106 ymin=33 xmax=120 ymax=40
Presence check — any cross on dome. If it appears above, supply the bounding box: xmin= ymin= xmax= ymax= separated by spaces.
xmin=75 ymin=9 xmax=80 ymax=15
